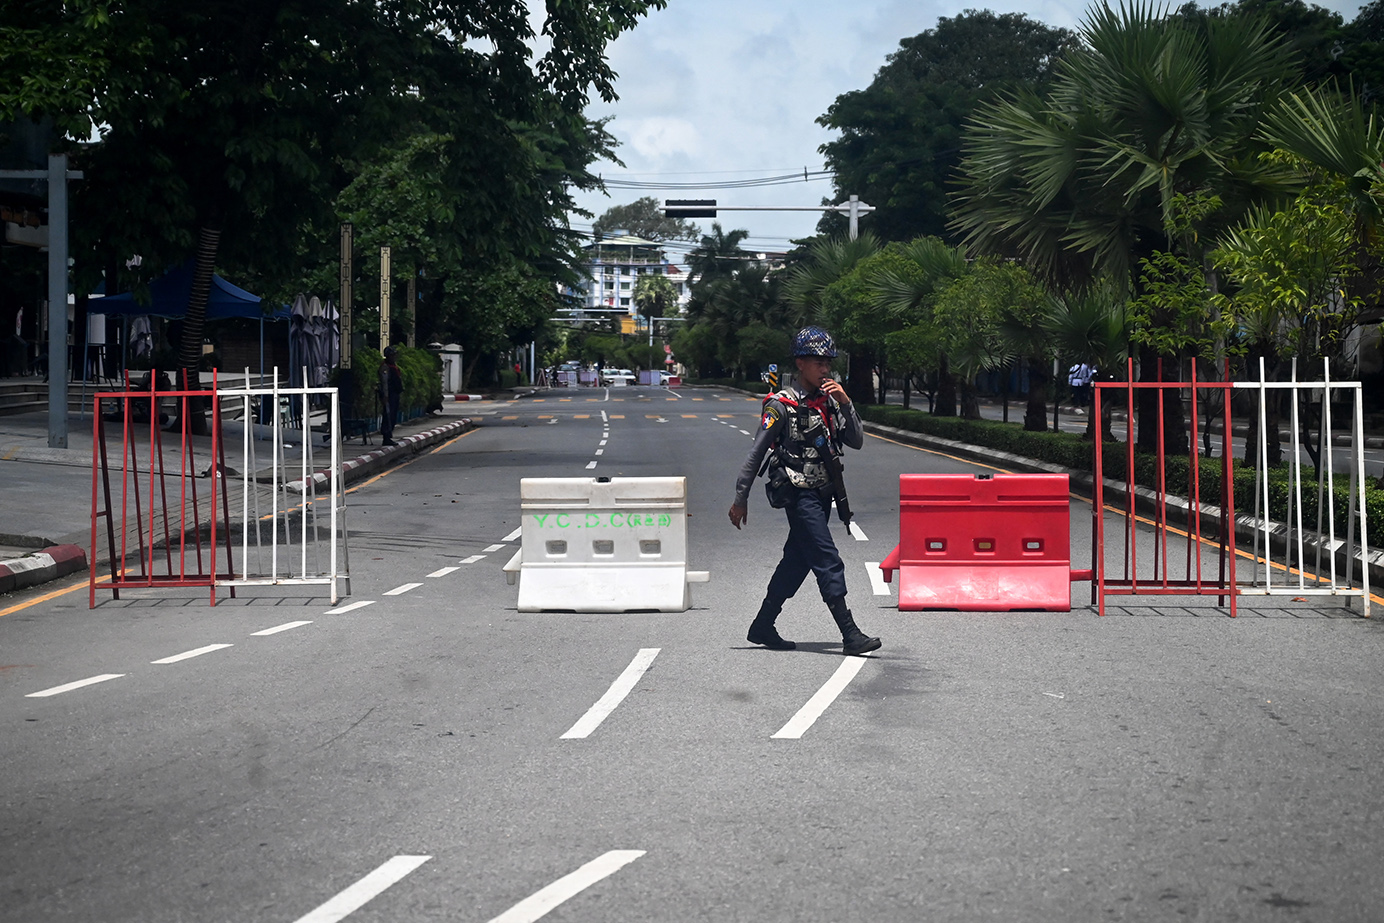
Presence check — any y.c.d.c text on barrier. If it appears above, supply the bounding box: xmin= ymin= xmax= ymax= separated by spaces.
xmin=532 ymin=513 xmax=673 ymax=529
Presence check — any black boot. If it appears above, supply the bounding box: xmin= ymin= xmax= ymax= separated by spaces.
xmin=747 ymin=598 xmax=795 ymax=650
xmin=827 ymin=596 xmax=881 ymax=656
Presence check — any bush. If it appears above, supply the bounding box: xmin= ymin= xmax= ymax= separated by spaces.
xmin=332 ymin=345 xmax=442 ymax=420
xmin=857 ymin=404 xmax=1381 ymax=541
xmin=688 ymin=377 xmax=772 ymax=395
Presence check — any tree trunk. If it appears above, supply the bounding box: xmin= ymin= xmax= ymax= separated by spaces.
xmin=177 ymin=222 xmax=223 ymax=436
xmin=1023 ymin=357 xmax=1048 ymax=432
xmin=935 ymin=353 xmax=956 ymax=417
xmin=959 ymin=379 xmax=981 ymax=419
xmin=902 ymin=374 xmax=911 ymax=410
xmin=846 ymin=349 xmax=873 ymax=404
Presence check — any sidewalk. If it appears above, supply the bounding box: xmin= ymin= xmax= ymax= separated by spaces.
xmin=0 ymin=401 xmax=483 ymax=593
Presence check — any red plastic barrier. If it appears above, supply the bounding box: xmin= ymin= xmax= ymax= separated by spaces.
xmin=879 ymin=473 xmax=1087 ymax=611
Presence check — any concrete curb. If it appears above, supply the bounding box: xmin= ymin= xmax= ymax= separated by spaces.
xmin=0 ymin=544 xmax=87 ymax=594
xmin=286 ymin=417 xmax=475 ymax=493
xmin=863 ymin=420 xmax=1383 ymax=594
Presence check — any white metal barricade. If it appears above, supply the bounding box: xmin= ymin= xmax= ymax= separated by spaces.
xmin=1237 ymin=358 xmax=1370 ymax=615
xmin=217 ymin=368 xmax=351 ymax=603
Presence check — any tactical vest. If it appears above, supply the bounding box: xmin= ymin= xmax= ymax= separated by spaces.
xmin=763 ymin=388 xmax=846 ymax=489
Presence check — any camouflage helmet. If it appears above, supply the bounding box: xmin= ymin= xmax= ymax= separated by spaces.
xmin=791 ymin=325 xmax=837 ymax=359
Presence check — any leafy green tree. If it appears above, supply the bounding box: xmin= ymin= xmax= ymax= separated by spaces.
xmin=870 ymin=237 xmax=968 ymax=413
xmin=1214 ymin=159 xmax=1374 ymax=464
xmin=1043 ymin=280 xmax=1130 ymax=441
xmin=817 ymin=10 xmax=1077 ymax=242
xmin=1 ymin=0 xmax=665 ymax=407
xmin=594 ymin=196 xmax=701 ymax=241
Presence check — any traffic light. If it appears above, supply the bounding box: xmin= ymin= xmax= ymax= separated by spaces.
xmin=664 ymin=199 xmax=717 ymax=218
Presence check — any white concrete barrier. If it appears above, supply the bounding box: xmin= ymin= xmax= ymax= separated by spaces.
xmin=503 ymin=476 xmax=709 ymax=612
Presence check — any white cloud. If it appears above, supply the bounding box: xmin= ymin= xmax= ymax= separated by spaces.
xmin=626 ymin=117 xmax=702 ymax=160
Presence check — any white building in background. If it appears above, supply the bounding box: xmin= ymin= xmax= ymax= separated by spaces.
xmin=562 ymin=233 xmax=691 ymax=326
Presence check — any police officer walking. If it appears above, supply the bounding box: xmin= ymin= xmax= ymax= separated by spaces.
xmin=728 ymin=326 xmax=881 ymax=656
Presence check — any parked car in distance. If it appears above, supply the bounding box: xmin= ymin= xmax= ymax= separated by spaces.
xmin=601 ymin=368 xmax=636 ymax=386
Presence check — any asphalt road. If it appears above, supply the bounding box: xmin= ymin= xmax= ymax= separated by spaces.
xmin=2 ymin=384 xmax=1381 ymax=922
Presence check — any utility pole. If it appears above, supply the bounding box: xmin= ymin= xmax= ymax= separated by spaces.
xmin=338 ymin=224 xmax=352 ymax=369
xmin=1 ymin=154 xmax=83 ymax=448
xmin=379 ymin=246 xmax=391 ymax=352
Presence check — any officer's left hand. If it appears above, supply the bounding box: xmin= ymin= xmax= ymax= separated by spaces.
xmin=728 ymin=503 xmax=748 ymax=530
xmin=822 ymin=377 xmax=850 ymax=404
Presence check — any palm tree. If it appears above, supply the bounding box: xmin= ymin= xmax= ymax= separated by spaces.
xmin=782 ymin=234 xmax=882 ymax=401
xmin=1043 ymin=281 xmax=1130 ymax=441
xmin=686 ymin=223 xmax=751 ymax=290
xmin=872 ymin=237 xmax=968 ymax=414
xmin=952 ymin=2 xmax=1294 ymax=450
xmin=952 ymin=2 xmax=1294 ymax=286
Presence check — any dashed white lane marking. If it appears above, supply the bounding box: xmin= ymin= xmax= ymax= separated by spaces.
xmin=503 ymin=527 xmax=523 ymax=542
xmin=328 ymin=600 xmax=375 ymax=614
xmin=865 ymin=562 xmax=890 ymax=596
xmin=427 ymin=566 xmax=460 ymax=578
xmin=739 ymin=429 xmax=751 ymax=435
xmin=595 ymin=449 xmax=604 ymax=456
xmin=585 ymin=461 xmax=598 ymax=469
xmin=26 ymin=674 xmax=125 ymax=698
xmin=561 ymin=648 xmax=660 ymax=739
xmin=291 ymin=854 xmax=432 ymax=923
xmin=252 ymin=620 xmax=313 ymax=636
xmin=601 ymin=410 xmax=608 ymax=423
xmin=485 ymin=850 xmax=645 ymax=923
xmin=384 ymin=583 xmax=422 ymax=596
xmin=461 ymin=554 xmax=486 ymax=565
xmin=483 ymin=543 xmax=506 ymax=553
xmin=599 ymin=439 xmax=607 ymax=446
xmin=848 ymin=521 xmax=868 ymax=542
xmin=772 ymin=656 xmax=870 ymax=739
xmin=152 ymin=643 xmax=233 ymax=665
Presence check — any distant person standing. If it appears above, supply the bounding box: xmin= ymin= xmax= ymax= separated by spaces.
xmin=1068 ymin=362 xmax=1094 ymax=412
xmin=378 ymin=346 xmax=404 ymax=446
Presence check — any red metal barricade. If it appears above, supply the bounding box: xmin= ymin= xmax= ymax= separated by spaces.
xmin=1091 ymin=358 xmax=1238 ymax=615
xmin=89 ymin=370 xmax=237 ymax=606
xmin=879 ymin=473 xmax=1089 ymax=611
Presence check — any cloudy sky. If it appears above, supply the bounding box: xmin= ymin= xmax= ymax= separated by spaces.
xmin=568 ymin=0 xmax=1369 ymax=258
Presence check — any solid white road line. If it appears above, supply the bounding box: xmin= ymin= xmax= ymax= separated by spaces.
xmin=485 ymin=850 xmax=645 ymax=923
xmin=152 ymin=643 xmax=233 ymax=665
xmin=460 ymin=554 xmax=486 ymax=565
xmin=772 ymin=656 xmax=870 ymax=739
xmin=252 ymin=620 xmax=313 ymax=636
xmin=328 ymin=600 xmax=375 ymax=614
xmin=26 ymin=674 xmax=125 ymax=698
xmin=290 ymin=854 xmax=432 ymax=923
xmin=503 ymin=527 xmax=523 ymax=542
xmin=383 ymin=583 xmax=422 ymax=596
xmin=848 ymin=520 xmax=868 ymax=542
xmin=483 ymin=543 xmax=506 ymax=553
xmin=585 ymin=461 xmax=598 ymax=469
xmin=561 ymin=648 xmax=660 ymax=739
xmin=865 ymin=562 xmax=890 ymax=596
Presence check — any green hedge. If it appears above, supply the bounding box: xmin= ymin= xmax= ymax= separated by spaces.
xmin=332 ymin=346 xmax=442 ymax=423
xmin=858 ymin=404 xmax=1382 ymax=542
xmin=687 ymin=377 xmax=772 ymax=395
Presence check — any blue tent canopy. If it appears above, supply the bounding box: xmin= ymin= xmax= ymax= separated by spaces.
xmin=97 ymin=262 xmax=289 ymax=320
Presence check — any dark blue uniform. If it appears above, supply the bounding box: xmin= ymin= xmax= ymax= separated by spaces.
xmin=734 ymin=386 xmax=862 ymax=605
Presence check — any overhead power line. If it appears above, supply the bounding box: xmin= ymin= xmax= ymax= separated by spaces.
xmin=599 ymin=168 xmax=834 ymax=191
